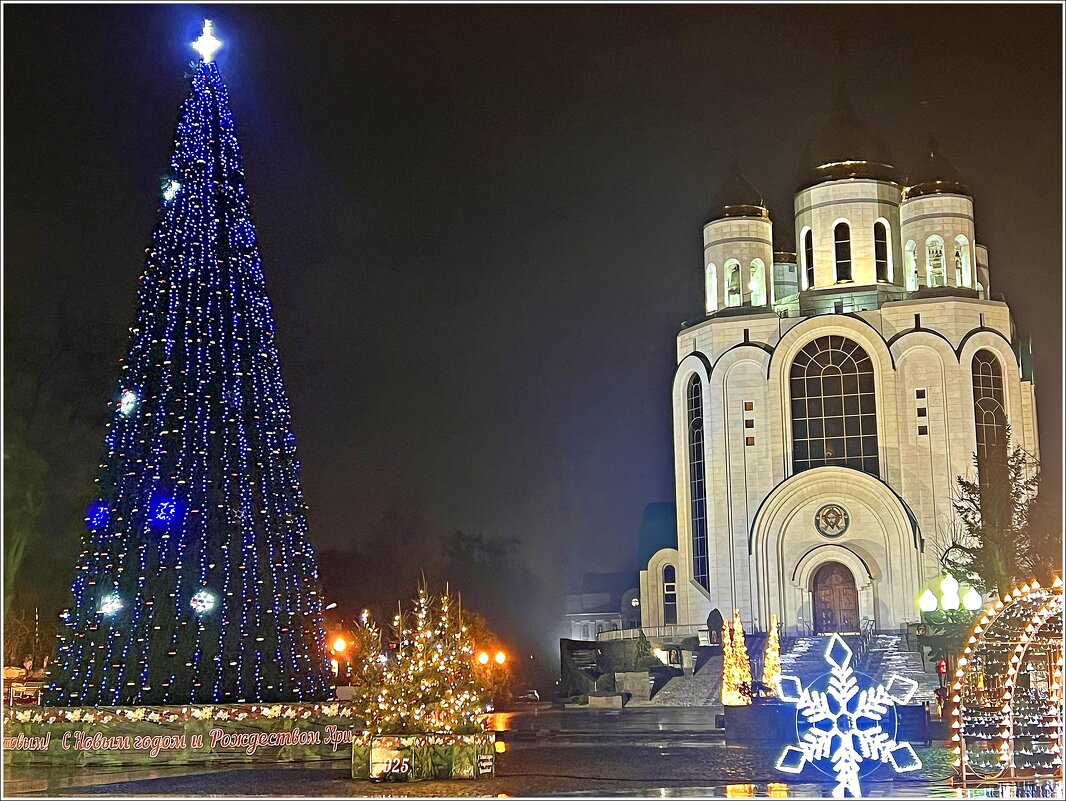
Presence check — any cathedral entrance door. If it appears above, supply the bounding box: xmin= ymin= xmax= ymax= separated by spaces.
xmin=812 ymin=562 xmax=860 ymax=633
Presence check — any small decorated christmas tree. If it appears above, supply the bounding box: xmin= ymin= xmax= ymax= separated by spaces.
xmin=361 ymin=583 xmax=488 ymax=734
xmin=762 ymin=614 xmax=781 ymax=698
xmin=721 ymin=609 xmax=752 ymax=706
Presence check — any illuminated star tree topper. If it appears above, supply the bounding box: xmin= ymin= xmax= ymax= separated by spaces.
xmin=192 ymin=19 xmax=222 ymax=63
xmin=775 ymin=633 xmax=922 ymax=797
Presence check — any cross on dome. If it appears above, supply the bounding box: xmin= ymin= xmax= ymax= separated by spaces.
xmin=192 ymin=20 xmax=222 ymax=63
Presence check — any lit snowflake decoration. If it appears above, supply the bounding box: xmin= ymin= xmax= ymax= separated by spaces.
xmin=776 ymin=633 xmax=922 ymax=797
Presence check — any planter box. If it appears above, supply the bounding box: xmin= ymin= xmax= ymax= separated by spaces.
xmin=587 ymin=694 xmax=624 ymax=709
xmin=354 ymin=732 xmax=496 ymax=782
xmin=724 ymin=702 xmax=798 ymax=741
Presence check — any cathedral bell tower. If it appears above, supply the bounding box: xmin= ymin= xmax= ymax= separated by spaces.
xmin=703 ymin=168 xmax=774 ymax=314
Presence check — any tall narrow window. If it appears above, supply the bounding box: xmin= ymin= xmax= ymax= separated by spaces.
xmin=927 ymin=236 xmax=945 ymax=287
xmin=790 ymin=336 xmax=879 ymax=476
xmin=725 ymin=261 xmax=741 ymax=307
xmin=874 ymin=221 xmax=889 ymax=282
xmin=749 ymin=259 xmax=766 ymax=306
xmin=905 ymin=240 xmax=918 ymax=291
xmin=687 ymin=376 xmax=709 ymax=591
xmin=972 ymin=351 xmax=1007 ymax=471
xmin=954 ymin=235 xmax=971 ymax=287
xmin=706 ymin=263 xmax=718 ymax=313
xmin=834 ymin=222 xmax=852 ymax=282
xmin=663 ymin=565 xmax=678 ymax=625
xmin=804 ymin=229 xmax=815 ymax=289
xmin=971 ymin=350 xmax=1009 ymax=530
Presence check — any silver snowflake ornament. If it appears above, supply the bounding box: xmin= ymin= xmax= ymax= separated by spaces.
xmin=775 ymin=633 xmax=922 ymax=797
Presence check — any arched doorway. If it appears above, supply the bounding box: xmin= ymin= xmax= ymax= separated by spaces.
xmin=812 ymin=562 xmax=859 ymax=633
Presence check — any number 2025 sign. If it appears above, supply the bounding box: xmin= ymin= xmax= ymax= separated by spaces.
xmin=367 ymin=733 xmax=496 ymax=782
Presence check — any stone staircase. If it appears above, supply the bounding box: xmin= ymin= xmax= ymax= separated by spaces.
xmin=647 ymin=655 xmax=722 ymax=706
xmin=640 ymin=631 xmax=938 ymax=707
xmin=779 ymin=632 xmax=939 ymax=703
xmin=861 ymin=633 xmax=939 ymax=702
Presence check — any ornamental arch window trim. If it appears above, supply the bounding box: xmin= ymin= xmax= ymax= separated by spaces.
xmin=971 ymin=349 xmax=1008 ymax=485
xmin=725 ymin=260 xmax=742 ymax=307
xmin=954 ymin=234 xmax=972 ymax=287
xmin=687 ymin=375 xmax=710 ymax=591
xmin=905 ymin=240 xmax=919 ymax=291
xmin=873 ymin=219 xmax=891 ymax=282
xmin=706 ymin=263 xmax=718 ymax=313
xmin=834 ymin=221 xmax=852 ymax=283
xmin=663 ymin=564 xmax=678 ymax=625
xmin=750 ymin=258 xmax=766 ymax=306
xmin=926 ymin=235 xmax=946 ymax=288
xmin=803 ymin=228 xmax=815 ymax=290
xmin=789 ymin=336 xmax=879 ymax=476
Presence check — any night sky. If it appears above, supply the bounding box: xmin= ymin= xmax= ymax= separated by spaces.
xmin=5 ymin=5 xmax=1062 ymax=663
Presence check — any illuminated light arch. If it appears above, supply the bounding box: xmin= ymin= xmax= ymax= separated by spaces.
xmin=951 ymin=577 xmax=1064 ymax=782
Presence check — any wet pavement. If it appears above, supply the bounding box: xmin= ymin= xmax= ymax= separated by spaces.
xmin=6 ymin=707 xmax=1058 ymax=798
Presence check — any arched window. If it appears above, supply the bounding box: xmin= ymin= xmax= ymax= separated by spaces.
xmin=905 ymin=241 xmax=919 ymax=291
xmin=790 ymin=336 xmax=879 ymax=476
xmin=803 ymin=229 xmax=815 ymax=289
xmin=663 ymin=565 xmax=678 ymax=625
xmin=834 ymin=222 xmax=852 ymax=282
xmin=927 ymin=236 xmax=946 ymax=287
xmin=725 ymin=261 xmax=741 ymax=307
xmin=972 ymin=350 xmax=1008 ymax=485
xmin=749 ymin=259 xmax=766 ymax=306
xmin=687 ymin=376 xmax=709 ymax=591
xmin=705 ymin=263 xmax=718 ymax=313
xmin=954 ymin=235 xmax=971 ymax=287
xmin=874 ymin=221 xmax=889 ymax=282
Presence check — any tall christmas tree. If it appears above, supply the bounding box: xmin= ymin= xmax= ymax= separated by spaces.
xmin=46 ymin=22 xmax=331 ymax=706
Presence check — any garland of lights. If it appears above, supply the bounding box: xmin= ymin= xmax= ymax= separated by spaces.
xmin=951 ymin=577 xmax=1064 ymax=781
xmin=46 ymin=21 xmax=331 ymax=707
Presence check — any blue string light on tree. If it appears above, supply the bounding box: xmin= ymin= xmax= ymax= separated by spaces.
xmin=85 ymin=502 xmax=110 ymax=531
xmin=45 ymin=20 xmax=331 ymax=707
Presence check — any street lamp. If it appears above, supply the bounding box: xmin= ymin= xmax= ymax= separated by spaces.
xmin=478 ymin=651 xmax=490 ymax=665
xmin=494 ymin=651 xmax=506 ymax=665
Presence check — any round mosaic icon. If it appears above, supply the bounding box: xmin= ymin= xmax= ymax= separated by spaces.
xmin=815 ymin=504 xmax=850 ymax=538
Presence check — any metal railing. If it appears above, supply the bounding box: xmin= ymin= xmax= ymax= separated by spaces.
xmin=854 ymin=618 xmax=876 ymax=664
xmin=596 ymin=624 xmax=704 ymax=643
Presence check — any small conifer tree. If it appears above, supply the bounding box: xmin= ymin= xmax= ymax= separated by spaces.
xmin=762 ymin=614 xmax=781 ymax=698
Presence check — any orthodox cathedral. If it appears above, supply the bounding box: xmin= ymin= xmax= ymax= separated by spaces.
xmin=638 ymin=94 xmax=1039 ymax=637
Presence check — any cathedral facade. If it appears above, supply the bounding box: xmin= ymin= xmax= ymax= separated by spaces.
xmin=638 ymin=98 xmax=1039 ymax=637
